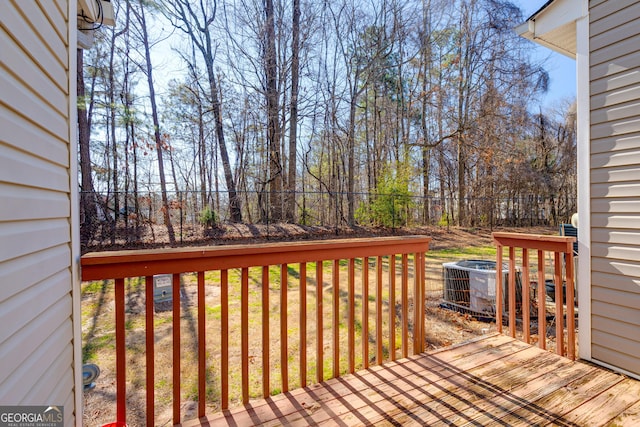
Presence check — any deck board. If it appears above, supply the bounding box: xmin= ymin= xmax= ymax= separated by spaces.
xmin=549 ymin=378 xmax=640 ymax=426
xmin=389 ymin=348 xmax=567 ymax=426
xmin=607 ymin=399 xmax=640 ymax=426
xmin=180 ymin=334 xmax=640 ymax=427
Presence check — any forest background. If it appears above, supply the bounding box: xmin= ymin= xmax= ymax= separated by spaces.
xmin=77 ymin=0 xmax=577 ymax=249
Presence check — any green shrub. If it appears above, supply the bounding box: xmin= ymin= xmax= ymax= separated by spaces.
xmin=357 ymin=163 xmax=414 ymax=227
xmin=438 ymin=213 xmax=451 ymax=227
xmin=199 ymin=206 xmax=218 ymax=228
xmin=299 ymin=206 xmax=312 ymax=226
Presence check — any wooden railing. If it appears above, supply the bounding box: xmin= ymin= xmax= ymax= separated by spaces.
xmin=492 ymin=232 xmax=576 ymax=360
xmin=80 ymin=236 xmax=430 ymax=426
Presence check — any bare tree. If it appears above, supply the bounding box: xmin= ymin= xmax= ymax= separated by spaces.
xmin=163 ymin=0 xmax=243 ymax=222
xmin=107 ymin=4 xmax=127 ymax=225
xmin=131 ymin=0 xmax=177 ymax=245
xmin=327 ymin=1 xmax=392 ymax=225
xmin=119 ymin=0 xmax=141 ymax=241
xmin=285 ymin=0 xmax=301 ymax=222
xmin=263 ymin=0 xmax=284 ymax=221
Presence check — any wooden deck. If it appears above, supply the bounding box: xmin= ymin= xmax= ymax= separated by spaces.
xmin=181 ymin=334 xmax=640 ymax=427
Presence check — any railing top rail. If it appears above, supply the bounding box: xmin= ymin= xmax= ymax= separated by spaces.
xmin=492 ymin=232 xmax=575 ymax=254
xmin=81 ymin=235 xmax=431 ymax=281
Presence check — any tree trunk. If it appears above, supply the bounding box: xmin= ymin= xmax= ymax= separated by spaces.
xmin=108 ymin=26 xmax=120 ymax=225
xmin=420 ymin=0 xmax=432 ymax=223
xmin=347 ymin=93 xmax=357 ymax=226
xmin=455 ymin=2 xmax=471 ymax=227
xmin=135 ymin=0 xmax=176 ymax=246
xmin=265 ymin=0 xmax=283 ymax=222
xmin=286 ymin=0 xmax=301 ymax=223
xmin=197 ymin=101 xmax=207 ymax=211
xmin=457 ymin=131 xmax=466 ymax=226
xmin=206 ymin=60 xmax=242 ymax=222
xmin=77 ymin=48 xmax=98 ymax=246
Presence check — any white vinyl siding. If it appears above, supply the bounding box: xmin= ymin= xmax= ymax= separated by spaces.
xmin=0 ymin=1 xmax=77 ymax=425
xmin=589 ymin=0 xmax=640 ymax=377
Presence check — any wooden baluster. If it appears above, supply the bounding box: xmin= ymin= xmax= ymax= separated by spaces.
xmin=115 ymin=278 xmax=126 ymax=424
xmin=362 ymin=257 xmax=369 ymax=369
xmin=300 ymin=263 xmax=307 ymax=387
xmin=145 ymin=276 xmax=154 ymax=426
xmin=197 ymin=271 xmax=206 ymax=417
xmin=262 ymin=266 xmax=270 ymax=397
xmin=522 ymin=249 xmax=531 ymax=344
xmin=413 ymin=252 xmax=425 ymax=354
xmin=401 ymin=254 xmax=408 ymax=358
xmin=566 ymin=250 xmax=576 ymax=360
xmin=348 ymin=258 xmax=355 ymax=373
xmin=413 ymin=254 xmax=420 ymax=353
xmin=376 ymin=256 xmax=383 ymax=365
xmin=332 ymin=259 xmax=340 ymax=378
xmin=554 ymin=252 xmax=564 ymax=357
xmin=496 ymin=245 xmax=503 ymax=333
xmin=537 ymin=251 xmax=546 ymax=350
xmin=242 ymin=267 xmax=250 ymax=403
xmin=221 ymin=269 xmax=229 ymax=409
xmin=389 ymin=255 xmax=396 ymax=361
xmin=316 ymin=261 xmax=323 ymax=383
xmin=508 ymin=247 xmax=517 ymax=338
xmin=172 ymin=273 xmax=181 ymax=424
xmin=281 ymin=264 xmax=289 ymax=392
xmin=418 ymin=252 xmax=426 ymax=353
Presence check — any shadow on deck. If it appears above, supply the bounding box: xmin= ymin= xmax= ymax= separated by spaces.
xmin=182 ymin=334 xmax=640 ymax=427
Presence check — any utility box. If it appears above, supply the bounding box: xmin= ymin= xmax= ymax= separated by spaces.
xmin=153 ymin=274 xmax=173 ymax=303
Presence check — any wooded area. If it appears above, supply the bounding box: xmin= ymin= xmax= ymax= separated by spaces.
xmin=77 ymin=0 xmax=577 ymax=247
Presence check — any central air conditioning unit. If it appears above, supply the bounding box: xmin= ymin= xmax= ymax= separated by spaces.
xmin=442 ymin=259 xmax=524 ymax=317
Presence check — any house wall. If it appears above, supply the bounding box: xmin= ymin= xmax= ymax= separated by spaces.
xmin=0 ymin=1 xmax=78 ymax=425
xmin=589 ymin=0 xmax=640 ymax=377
